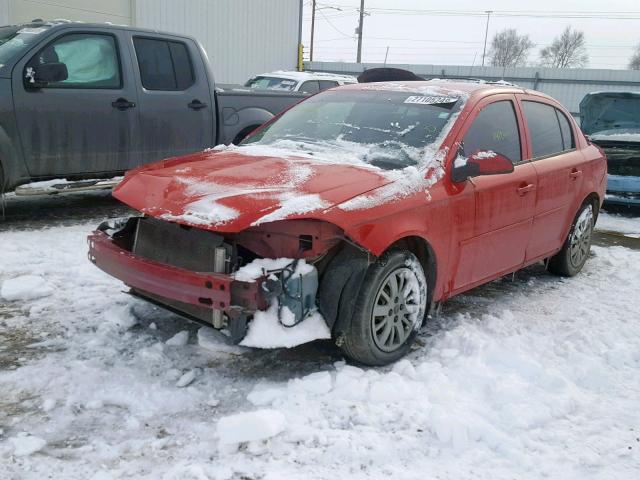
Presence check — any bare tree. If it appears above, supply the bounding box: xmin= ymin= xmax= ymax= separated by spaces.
xmin=489 ymin=29 xmax=534 ymax=67
xmin=540 ymin=27 xmax=589 ymax=68
xmin=629 ymin=43 xmax=640 ymax=70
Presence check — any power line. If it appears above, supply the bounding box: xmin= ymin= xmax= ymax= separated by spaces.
xmin=316 ymin=8 xmax=352 ymax=38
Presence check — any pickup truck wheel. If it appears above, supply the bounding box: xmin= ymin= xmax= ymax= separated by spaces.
xmin=233 ymin=125 xmax=260 ymax=145
xmin=547 ymin=203 xmax=594 ymax=277
xmin=339 ymin=250 xmax=427 ymax=366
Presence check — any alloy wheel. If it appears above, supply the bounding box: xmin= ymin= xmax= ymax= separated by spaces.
xmin=569 ymin=206 xmax=593 ymax=268
xmin=371 ymin=267 xmax=423 ymax=352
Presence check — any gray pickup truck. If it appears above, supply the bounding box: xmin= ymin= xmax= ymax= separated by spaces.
xmin=0 ymin=20 xmax=307 ymax=195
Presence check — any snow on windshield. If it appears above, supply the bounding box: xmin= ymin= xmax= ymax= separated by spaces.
xmin=215 ymin=87 xmax=468 ymax=212
xmin=242 ymin=88 xmax=465 ymax=171
xmin=245 ymin=76 xmax=298 ymax=91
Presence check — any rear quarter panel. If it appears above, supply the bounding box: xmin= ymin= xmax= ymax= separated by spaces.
xmin=216 ymin=90 xmax=307 ymax=144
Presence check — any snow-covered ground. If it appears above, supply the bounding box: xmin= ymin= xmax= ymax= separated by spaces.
xmin=1 ymin=213 xmax=640 ymax=479
xmin=596 ymin=211 xmax=640 ymax=238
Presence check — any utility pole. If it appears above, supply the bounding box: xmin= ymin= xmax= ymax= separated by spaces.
xmin=356 ymin=0 xmax=365 ymax=63
xmin=310 ymin=0 xmax=316 ymax=62
xmin=481 ymin=10 xmax=492 ymax=67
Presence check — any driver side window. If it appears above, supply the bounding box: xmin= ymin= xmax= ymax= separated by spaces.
xmin=463 ymin=100 xmax=521 ymax=163
xmin=26 ymin=33 xmax=121 ymax=89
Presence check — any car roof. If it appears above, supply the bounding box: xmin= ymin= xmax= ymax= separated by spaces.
xmin=252 ymin=70 xmax=357 ymax=83
xmin=338 ymin=79 xmax=526 ymax=95
xmin=9 ymin=19 xmax=197 ymax=40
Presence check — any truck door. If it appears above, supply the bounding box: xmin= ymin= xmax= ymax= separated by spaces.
xmin=129 ymin=35 xmax=215 ymax=166
xmin=12 ymin=28 xmax=140 ymax=177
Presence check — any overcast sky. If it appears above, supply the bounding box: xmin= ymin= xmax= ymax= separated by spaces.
xmin=301 ymin=0 xmax=640 ymax=69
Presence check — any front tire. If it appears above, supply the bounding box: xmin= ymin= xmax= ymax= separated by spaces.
xmin=548 ymin=202 xmax=595 ymax=277
xmin=338 ymin=250 xmax=428 ymax=366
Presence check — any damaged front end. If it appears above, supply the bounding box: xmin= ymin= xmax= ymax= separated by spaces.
xmin=88 ymin=216 xmax=347 ymax=344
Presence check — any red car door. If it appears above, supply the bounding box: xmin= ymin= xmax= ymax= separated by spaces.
xmin=450 ymin=94 xmax=538 ymax=292
xmin=517 ymin=95 xmax=585 ymax=261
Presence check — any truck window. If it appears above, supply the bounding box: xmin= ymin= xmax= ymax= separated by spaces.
xmin=318 ymin=80 xmax=338 ymax=91
xmin=26 ymin=33 xmax=121 ymax=89
xmin=133 ymin=37 xmax=195 ymax=91
xmin=300 ymin=81 xmax=320 ymax=94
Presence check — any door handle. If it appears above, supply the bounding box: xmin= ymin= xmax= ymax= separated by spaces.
xmin=517 ymin=183 xmax=535 ymax=196
xmin=111 ymin=98 xmax=136 ymax=110
xmin=570 ymin=169 xmax=582 ymax=180
xmin=188 ymin=99 xmax=207 ymax=110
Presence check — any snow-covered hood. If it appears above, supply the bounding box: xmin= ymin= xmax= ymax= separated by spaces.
xmin=580 ymin=91 xmax=640 ymax=136
xmin=113 ymin=147 xmax=402 ymax=232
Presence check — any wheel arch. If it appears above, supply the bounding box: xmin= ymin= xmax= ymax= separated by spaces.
xmin=582 ymin=192 xmax=601 ymax=222
xmin=386 ymin=235 xmax=438 ymax=306
xmin=232 ymin=124 xmax=261 ymax=145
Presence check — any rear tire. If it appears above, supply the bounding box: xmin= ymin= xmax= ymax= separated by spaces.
xmin=338 ymin=250 xmax=428 ymax=366
xmin=547 ymin=202 xmax=595 ymax=277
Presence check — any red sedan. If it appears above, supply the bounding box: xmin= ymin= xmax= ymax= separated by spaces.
xmin=89 ymin=80 xmax=606 ymax=366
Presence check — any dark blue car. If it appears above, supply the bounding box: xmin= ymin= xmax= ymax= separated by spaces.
xmin=580 ymin=91 xmax=640 ymax=207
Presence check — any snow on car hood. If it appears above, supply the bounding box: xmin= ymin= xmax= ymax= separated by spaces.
xmin=113 ymin=146 xmax=402 ymax=232
xmin=579 ymin=91 xmax=640 ymax=136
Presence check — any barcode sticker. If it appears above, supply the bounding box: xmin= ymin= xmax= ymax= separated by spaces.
xmin=404 ymin=95 xmax=459 ymax=105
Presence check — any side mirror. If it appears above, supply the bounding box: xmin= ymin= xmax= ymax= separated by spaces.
xmin=25 ymin=62 xmax=68 ymax=88
xmin=451 ymin=151 xmax=514 ymax=183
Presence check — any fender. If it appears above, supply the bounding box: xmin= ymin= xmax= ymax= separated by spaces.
xmin=220 ymin=107 xmax=274 ymax=145
xmin=341 ymin=197 xmax=451 ymax=301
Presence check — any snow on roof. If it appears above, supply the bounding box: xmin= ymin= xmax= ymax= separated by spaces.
xmin=252 ymin=70 xmax=357 ymax=82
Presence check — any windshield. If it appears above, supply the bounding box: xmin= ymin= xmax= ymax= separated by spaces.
xmin=0 ymin=24 xmax=51 ymax=70
xmin=242 ymin=89 xmax=462 ymax=170
xmin=245 ymin=76 xmax=298 ymax=91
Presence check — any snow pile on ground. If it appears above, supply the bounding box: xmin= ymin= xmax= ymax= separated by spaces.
xmin=165 ymin=330 xmax=190 ymax=347
xmin=0 ymin=275 xmax=53 ymax=301
xmin=1 ymin=219 xmax=640 ymax=479
xmin=596 ymin=211 xmax=640 ymax=237
xmin=197 ymin=327 xmax=247 ymax=355
xmin=8 ymin=434 xmax=47 ymax=457
xmin=216 ymin=409 xmax=286 ymax=445
xmin=240 ymin=303 xmax=331 ymax=349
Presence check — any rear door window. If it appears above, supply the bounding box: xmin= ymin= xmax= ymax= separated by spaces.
xmin=556 ymin=109 xmax=575 ymax=150
xmin=522 ymin=101 xmax=565 ymax=158
xmin=463 ymin=100 xmax=522 ymax=163
xmin=133 ymin=37 xmax=194 ymax=91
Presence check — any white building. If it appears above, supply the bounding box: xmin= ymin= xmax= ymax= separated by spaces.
xmin=0 ymin=0 xmax=303 ymax=84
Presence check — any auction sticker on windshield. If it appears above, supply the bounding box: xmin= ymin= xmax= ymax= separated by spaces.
xmin=404 ymin=95 xmax=459 ymax=105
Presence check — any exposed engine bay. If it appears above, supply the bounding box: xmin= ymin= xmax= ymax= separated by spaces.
xmin=89 ymin=216 xmax=368 ymax=344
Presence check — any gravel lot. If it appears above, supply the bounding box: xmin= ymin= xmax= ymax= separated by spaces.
xmin=1 ymin=193 xmax=639 ymax=479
